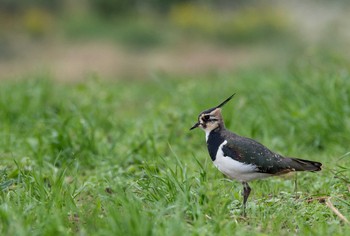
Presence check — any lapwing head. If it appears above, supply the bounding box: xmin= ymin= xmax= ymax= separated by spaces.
xmin=190 ymin=94 xmax=235 ymax=132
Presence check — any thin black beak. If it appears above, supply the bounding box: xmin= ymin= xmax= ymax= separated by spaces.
xmin=190 ymin=93 xmax=235 ymax=131
xmin=190 ymin=122 xmax=199 ymax=130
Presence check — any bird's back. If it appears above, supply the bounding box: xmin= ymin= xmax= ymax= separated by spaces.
xmin=215 ymin=128 xmax=322 ymax=175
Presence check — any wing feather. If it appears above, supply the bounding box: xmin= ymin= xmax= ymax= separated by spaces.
xmin=221 ymin=132 xmax=293 ymax=174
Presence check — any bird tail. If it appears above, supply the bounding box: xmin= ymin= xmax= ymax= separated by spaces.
xmin=288 ymin=157 xmax=322 ymax=172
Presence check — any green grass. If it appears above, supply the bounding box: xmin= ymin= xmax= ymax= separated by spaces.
xmin=61 ymin=15 xmax=169 ymax=49
xmin=1 ymin=58 xmax=350 ymax=235
xmin=60 ymin=5 xmax=293 ymax=50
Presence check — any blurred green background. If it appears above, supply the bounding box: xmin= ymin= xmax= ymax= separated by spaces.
xmin=1 ymin=0 xmax=349 ymax=81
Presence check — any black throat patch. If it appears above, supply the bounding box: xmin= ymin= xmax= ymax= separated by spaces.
xmin=206 ymin=129 xmax=225 ymax=161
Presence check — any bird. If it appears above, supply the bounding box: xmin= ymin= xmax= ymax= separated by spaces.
xmin=190 ymin=94 xmax=322 ymax=216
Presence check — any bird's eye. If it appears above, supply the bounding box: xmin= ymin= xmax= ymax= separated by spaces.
xmin=203 ymin=115 xmax=210 ymax=120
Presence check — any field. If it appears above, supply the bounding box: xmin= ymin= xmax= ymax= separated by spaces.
xmin=1 ymin=54 xmax=350 ymax=235
xmin=1 ymin=1 xmax=350 ymax=235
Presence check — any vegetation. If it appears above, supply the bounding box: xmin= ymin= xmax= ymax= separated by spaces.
xmin=1 ymin=55 xmax=350 ymax=235
xmin=1 ymin=0 xmax=350 ymax=235
xmin=0 ymin=1 xmax=294 ymax=48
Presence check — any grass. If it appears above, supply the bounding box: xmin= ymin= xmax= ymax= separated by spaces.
xmin=62 ymin=15 xmax=167 ymax=49
xmin=0 ymin=56 xmax=350 ymax=235
xmin=60 ymin=5 xmax=293 ymax=50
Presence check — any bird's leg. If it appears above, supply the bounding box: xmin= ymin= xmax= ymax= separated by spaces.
xmin=242 ymin=182 xmax=251 ymax=216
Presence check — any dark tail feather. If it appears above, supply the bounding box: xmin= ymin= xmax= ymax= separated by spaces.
xmin=288 ymin=157 xmax=322 ymax=172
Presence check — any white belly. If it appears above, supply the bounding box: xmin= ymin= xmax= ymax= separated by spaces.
xmin=213 ymin=140 xmax=270 ymax=182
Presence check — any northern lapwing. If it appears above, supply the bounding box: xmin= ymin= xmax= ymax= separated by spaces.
xmin=190 ymin=94 xmax=322 ymax=215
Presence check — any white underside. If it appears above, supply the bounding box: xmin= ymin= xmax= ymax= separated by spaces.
xmin=213 ymin=140 xmax=271 ymax=182
xmin=205 ymin=130 xmax=210 ymax=142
